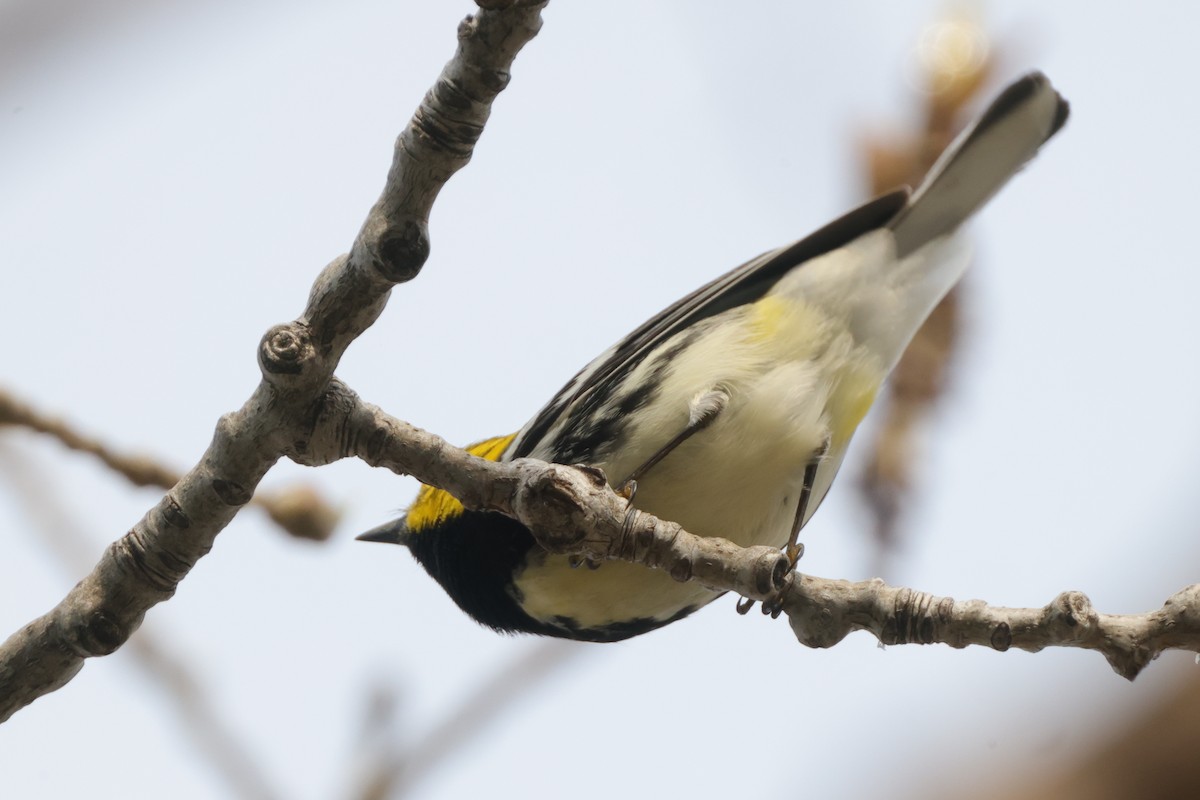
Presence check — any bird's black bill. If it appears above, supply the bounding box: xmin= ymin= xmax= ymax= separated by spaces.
xmin=356 ymin=519 xmax=411 ymax=546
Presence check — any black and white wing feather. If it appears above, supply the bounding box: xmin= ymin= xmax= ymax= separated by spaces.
xmin=508 ymin=190 xmax=909 ymax=459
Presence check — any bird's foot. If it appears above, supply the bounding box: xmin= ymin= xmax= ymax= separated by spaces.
xmin=737 ymin=542 xmax=803 ymax=618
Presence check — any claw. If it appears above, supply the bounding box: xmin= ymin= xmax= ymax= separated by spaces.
xmin=756 ymin=542 xmax=803 ymax=618
xmin=761 ymin=590 xmax=787 ymax=619
xmin=618 ymin=479 xmax=641 ymax=546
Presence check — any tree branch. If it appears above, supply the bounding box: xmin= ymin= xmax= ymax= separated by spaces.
xmin=0 ymin=0 xmax=547 ymax=723
xmin=338 ymin=392 xmax=1200 ymax=681
xmin=0 ymin=386 xmax=339 ymax=542
xmin=783 ymin=578 xmax=1200 ymax=681
xmin=0 ymin=441 xmax=281 ymax=799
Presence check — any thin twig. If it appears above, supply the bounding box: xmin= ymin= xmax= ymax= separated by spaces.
xmin=0 ymin=386 xmax=340 ymax=541
xmin=351 ymin=640 xmax=580 ymax=800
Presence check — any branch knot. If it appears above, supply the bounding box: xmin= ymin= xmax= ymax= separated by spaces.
xmin=512 ymin=463 xmax=592 ymax=554
xmin=371 ymin=218 xmax=431 ymax=283
xmin=259 ymin=323 xmax=315 ymax=379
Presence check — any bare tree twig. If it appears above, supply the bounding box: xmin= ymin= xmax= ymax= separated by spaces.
xmin=0 ymin=441 xmax=280 ymax=800
xmin=394 ymin=640 xmax=578 ymax=795
xmin=351 ymin=640 xmax=580 ymax=800
xmin=0 ymin=386 xmax=340 ymax=542
xmin=784 ymin=578 xmax=1200 ymax=680
xmin=0 ymin=0 xmax=547 ymax=723
xmin=338 ymin=393 xmax=1200 ymax=681
xmin=127 ymin=635 xmax=281 ymax=800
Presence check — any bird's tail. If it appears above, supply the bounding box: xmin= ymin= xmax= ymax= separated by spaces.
xmin=888 ymin=72 xmax=1070 ymax=258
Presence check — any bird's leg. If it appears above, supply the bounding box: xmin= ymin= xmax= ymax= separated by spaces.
xmin=741 ymin=438 xmax=830 ymax=618
xmin=782 ymin=443 xmax=826 ymax=569
xmin=574 ymin=389 xmax=729 ymax=571
xmin=618 ymin=388 xmax=729 ymax=490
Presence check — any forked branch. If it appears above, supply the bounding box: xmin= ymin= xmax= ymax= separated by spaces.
xmin=0 ymin=1 xmax=547 ymax=723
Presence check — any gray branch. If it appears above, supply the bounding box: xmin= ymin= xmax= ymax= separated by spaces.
xmin=338 ymin=393 xmax=1200 ymax=682
xmin=0 ymin=442 xmax=280 ymax=800
xmin=0 ymin=0 xmax=547 ymax=724
xmin=0 ymin=386 xmax=340 ymax=542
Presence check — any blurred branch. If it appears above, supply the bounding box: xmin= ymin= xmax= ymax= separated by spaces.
xmin=857 ymin=9 xmax=992 ymax=556
xmin=0 ymin=441 xmax=280 ymax=800
xmin=128 ymin=635 xmax=280 ymax=800
xmin=0 ymin=386 xmax=340 ymax=541
xmin=0 ymin=0 xmax=548 ymax=723
xmin=351 ymin=640 xmax=580 ymax=800
xmin=0 ymin=0 xmax=197 ymax=95
xmin=945 ymin=672 xmax=1200 ymax=800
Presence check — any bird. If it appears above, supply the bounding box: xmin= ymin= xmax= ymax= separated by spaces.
xmin=360 ymin=72 xmax=1069 ymax=642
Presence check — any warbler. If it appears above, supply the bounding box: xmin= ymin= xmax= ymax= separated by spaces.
xmin=361 ymin=73 xmax=1068 ymax=642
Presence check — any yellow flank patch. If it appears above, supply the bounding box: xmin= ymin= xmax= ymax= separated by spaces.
xmin=748 ymin=294 xmax=828 ymax=355
xmin=827 ymin=367 xmax=880 ymax=444
xmin=405 ymin=433 xmax=516 ymax=532
xmin=749 ymin=295 xmax=790 ymax=340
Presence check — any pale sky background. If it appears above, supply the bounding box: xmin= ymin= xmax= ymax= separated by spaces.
xmin=2 ymin=2 xmax=1199 ymax=799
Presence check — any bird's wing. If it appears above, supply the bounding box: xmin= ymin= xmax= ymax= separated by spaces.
xmin=509 ymin=189 xmax=909 ymax=459
xmin=512 ymin=71 xmax=1069 ymax=461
